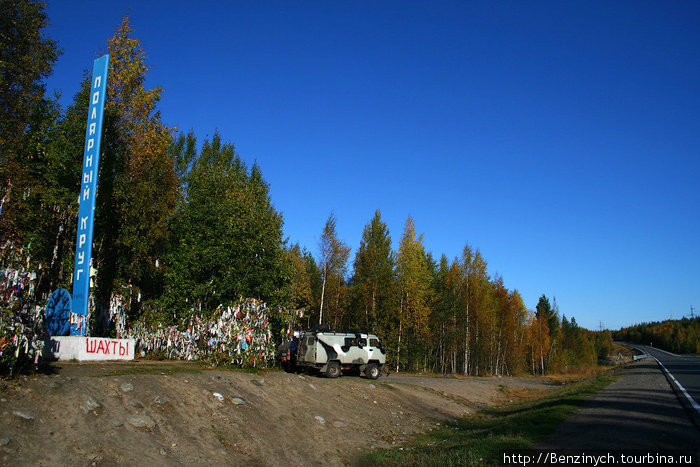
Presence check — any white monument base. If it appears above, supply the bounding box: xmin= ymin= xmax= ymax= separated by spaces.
xmin=44 ymin=336 xmax=135 ymax=361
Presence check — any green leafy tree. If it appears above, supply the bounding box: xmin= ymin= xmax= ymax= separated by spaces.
xmin=432 ymin=255 xmax=464 ymax=374
xmin=303 ymin=248 xmax=323 ymax=328
xmin=0 ymin=0 xmax=60 ymax=247
xmin=352 ymin=210 xmax=396 ymax=333
xmin=163 ymin=132 xmax=286 ymax=318
xmin=27 ymin=76 xmax=92 ymax=293
xmin=395 ymin=217 xmax=432 ymax=371
xmin=535 ymin=294 xmax=560 ymax=371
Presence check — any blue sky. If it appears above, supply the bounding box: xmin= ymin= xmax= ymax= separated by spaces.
xmin=44 ymin=1 xmax=699 ymax=330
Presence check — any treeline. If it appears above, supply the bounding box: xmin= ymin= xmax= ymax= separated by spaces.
xmin=615 ymin=317 xmax=700 ymax=354
xmin=1 ymin=5 xmax=605 ymax=374
xmin=288 ymin=215 xmax=608 ymax=375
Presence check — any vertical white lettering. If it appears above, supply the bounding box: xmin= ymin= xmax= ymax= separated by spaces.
xmin=76 ymin=268 xmax=83 ymax=281
xmin=79 ymin=233 xmax=86 ymax=248
xmin=92 ymin=91 xmax=99 ymax=104
xmin=82 ymin=186 xmax=90 ymax=201
xmin=85 ymin=153 xmax=92 ymax=168
xmin=94 ymin=75 xmax=101 ymax=88
xmin=91 ymin=107 xmax=97 ymax=119
xmin=82 ymin=170 xmax=92 ymax=185
xmin=77 ymin=251 xmax=85 ymax=265
xmin=89 ymin=122 xmax=96 ymax=135
xmin=87 ymin=138 xmax=94 ymax=151
xmin=80 ymin=216 xmax=88 ymax=230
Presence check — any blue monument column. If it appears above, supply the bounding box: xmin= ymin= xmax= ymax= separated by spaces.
xmin=71 ymin=55 xmax=109 ymax=336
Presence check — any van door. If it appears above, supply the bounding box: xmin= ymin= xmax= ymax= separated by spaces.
xmin=367 ymin=336 xmax=381 ymax=362
xmin=299 ymin=335 xmax=317 ymax=363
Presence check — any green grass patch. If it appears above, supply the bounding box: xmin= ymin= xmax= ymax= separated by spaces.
xmin=365 ymin=374 xmax=615 ymax=466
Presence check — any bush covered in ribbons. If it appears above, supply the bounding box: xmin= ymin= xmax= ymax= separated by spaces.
xmin=0 ymin=305 xmax=45 ymax=375
xmin=128 ymin=299 xmax=298 ymax=368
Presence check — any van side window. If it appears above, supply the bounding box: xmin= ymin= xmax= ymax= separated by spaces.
xmin=307 ymin=336 xmax=315 ymax=345
xmin=359 ymin=338 xmax=368 ymax=347
xmin=344 ymin=337 xmax=358 ymax=347
xmin=370 ymin=338 xmax=379 ymax=347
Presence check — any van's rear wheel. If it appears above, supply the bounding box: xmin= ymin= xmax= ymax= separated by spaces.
xmin=326 ymin=361 xmax=341 ymax=378
xmin=365 ymin=363 xmax=379 ymax=380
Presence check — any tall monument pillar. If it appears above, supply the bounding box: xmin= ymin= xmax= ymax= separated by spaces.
xmin=71 ymin=55 xmax=109 ymax=336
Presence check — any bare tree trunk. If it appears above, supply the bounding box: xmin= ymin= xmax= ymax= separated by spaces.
xmin=538 ymin=320 xmax=545 ymax=375
xmin=396 ymin=319 xmax=402 ymax=373
xmin=319 ymin=265 xmax=326 ymax=326
xmin=464 ymin=301 xmax=470 ymax=375
xmin=396 ymin=293 xmax=403 ymax=373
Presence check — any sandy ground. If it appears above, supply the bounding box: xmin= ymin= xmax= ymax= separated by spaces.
xmin=0 ymin=361 xmax=552 ymax=466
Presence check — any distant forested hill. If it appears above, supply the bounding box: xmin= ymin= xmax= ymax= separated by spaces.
xmin=615 ymin=317 xmax=700 ymax=354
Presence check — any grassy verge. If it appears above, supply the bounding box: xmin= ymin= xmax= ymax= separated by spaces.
xmin=92 ymin=362 xmax=205 ymax=377
xmin=366 ymin=373 xmax=615 ymax=466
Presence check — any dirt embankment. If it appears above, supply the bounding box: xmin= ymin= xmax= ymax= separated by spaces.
xmin=0 ymin=361 xmax=551 ymax=466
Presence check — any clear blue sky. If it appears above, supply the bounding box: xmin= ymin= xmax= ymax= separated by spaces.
xmin=45 ymin=1 xmax=699 ymax=331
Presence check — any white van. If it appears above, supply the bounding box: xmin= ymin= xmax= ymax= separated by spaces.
xmin=296 ymin=331 xmax=387 ymax=379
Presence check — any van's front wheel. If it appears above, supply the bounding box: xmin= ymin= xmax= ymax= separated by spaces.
xmin=365 ymin=363 xmax=379 ymax=380
xmin=326 ymin=361 xmax=341 ymax=378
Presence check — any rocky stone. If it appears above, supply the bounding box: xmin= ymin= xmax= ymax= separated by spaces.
xmin=315 ymin=415 xmax=326 ymax=424
xmin=121 ymin=382 xmax=134 ymax=393
xmin=332 ymin=419 xmax=348 ymax=428
xmin=152 ymin=394 xmax=167 ymax=405
xmin=111 ymin=419 xmax=123 ymax=427
xmin=127 ymin=414 xmax=156 ymax=428
xmin=230 ymin=397 xmax=246 ymax=405
xmin=250 ymin=379 xmax=263 ymax=387
xmin=81 ymin=394 xmax=102 ymax=413
xmin=212 ymin=392 xmax=224 ymax=402
xmin=12 ymin=410 xmax=35 ymax=421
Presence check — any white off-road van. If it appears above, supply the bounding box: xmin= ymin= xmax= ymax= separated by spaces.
xmin=295 ymin=330 xmax=387 ymax=379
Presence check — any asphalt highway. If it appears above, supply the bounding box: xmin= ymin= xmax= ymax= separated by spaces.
xmin=632 ymin=344 xmax=700 ymax=421
xmin=535 ymin=357 xmax=700 ymax=451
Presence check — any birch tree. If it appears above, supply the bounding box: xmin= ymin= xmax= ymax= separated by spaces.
xmin=318 ymin=213 xmax=350 ymax=327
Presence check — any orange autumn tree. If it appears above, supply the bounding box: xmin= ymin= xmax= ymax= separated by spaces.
xmin=93 ymin=16 xmax=178 ymax=325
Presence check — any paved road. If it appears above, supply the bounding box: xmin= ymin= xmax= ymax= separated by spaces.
xmin=535 ymin=359 xmax=700 ymax=450
xmin=633 ymin=344 xmax=700 ymax=418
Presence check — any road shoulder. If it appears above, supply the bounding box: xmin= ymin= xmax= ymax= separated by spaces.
xmin=534 ymin=359 xmax=700 ymax=450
